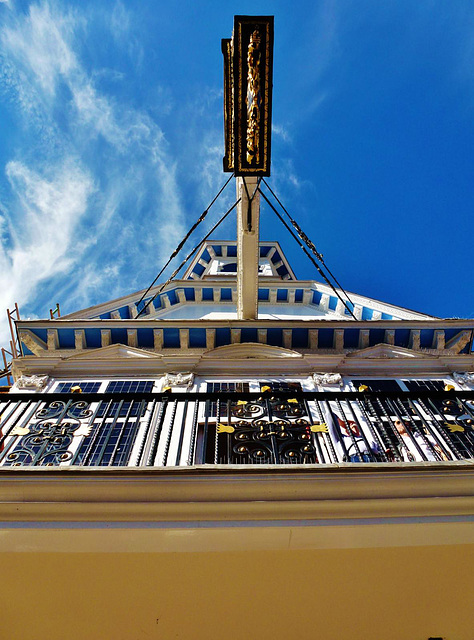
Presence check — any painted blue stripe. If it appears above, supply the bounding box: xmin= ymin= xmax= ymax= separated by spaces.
xmin=318 ymin=328 xmax=334 ymax=348
xmin=192 ymin=263 xmax=205 ymax=277
xmin=266 ymin=328 xmax=283 ymax=346
xmin=241 ymin=328 xmax=258 ymax=343
xmin=163 ymin=328 xmax=180 ymax=348
xmin=137 ymin=328 xmax=154 ymax=348
xmin=369 ymin=329 xmax=386 ymax=346
xmin=344 ymin=328 xmax=359 ymax=348
xmin=395 ymin=328 xmax=410 ymax=347
xmin=220 ymin=288 xmax=232 ymax=301
xmin=85 ymin=329 xmax=101 ymax=348
xmin=202 ymin=288 xmax=214 ymax=301
xmin=189 ymin=328 xmax=206 ymax=348
xmin=420 ymin=329 xmax=434 ymax=349
xmin=215 ymin=328 xmax=231 ymax=347
xmin=111 ymin=328 xmax=128 ymax=345
xmin=184 ymin=288 xmax=195 ymax=301
xmin=58 ymin=329 xmax=75 ymax=349
xmin=31 ymin=329 xmax=48 ymax=343
xmin=292 ymin=328 xmax=308 ymax=348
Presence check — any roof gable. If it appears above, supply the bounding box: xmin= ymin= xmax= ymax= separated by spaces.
xmin=183 ymin=241 xmax=296 ymax=281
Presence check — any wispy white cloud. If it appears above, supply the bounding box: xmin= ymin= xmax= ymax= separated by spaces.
xmin=0 ymin=160 xmax=94 ymax=344
xmin=0 ymin=1 xmax=189 ymax=343
xmin=272 ymin=124 xmax=291 ymax=144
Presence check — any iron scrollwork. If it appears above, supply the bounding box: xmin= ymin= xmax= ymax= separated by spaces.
xmin=215 ymin=396 xmax=317 ymax=464
xmin=6 ymin=400 xmax=93 ymax=466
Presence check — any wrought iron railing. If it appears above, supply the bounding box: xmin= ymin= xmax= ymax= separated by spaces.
xmin=0 ymin=390 xmax=473 ymax=467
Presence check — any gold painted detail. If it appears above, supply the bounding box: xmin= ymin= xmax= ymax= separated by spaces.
xmin=444 ymin=422 xmax=465 ymax=433
xmin=217 ymin=423 xmax=235 ymax=434
xmin=10 ymin=425 xmax=30 ymax=436
xmin=310 ymin=423 xmax=328 ymax=433
xmin=246 ymin=28 xmax=261 ymax=165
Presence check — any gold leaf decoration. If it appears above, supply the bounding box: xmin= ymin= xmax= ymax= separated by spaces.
xmin=310 ymin=423 xmax=328 ymax=433
xmin=10 ymin=425 xmax=30 ymax=436
xmin=445 ymin=422 xmax=464 ymax=433
xmin=217 ymin=423 xmax=235 ymax=434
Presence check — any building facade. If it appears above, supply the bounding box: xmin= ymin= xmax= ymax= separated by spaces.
xmin=1 ymin=233 xmax=473 ymax=639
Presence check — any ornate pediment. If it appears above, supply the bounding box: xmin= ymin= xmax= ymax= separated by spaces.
xmin=65 ymin=344 xmax=161 ymax=360
xmin=202 ymin=342 xmax=302 ymax=360
xmin=346 ymin=343 xmax=431 ymax=360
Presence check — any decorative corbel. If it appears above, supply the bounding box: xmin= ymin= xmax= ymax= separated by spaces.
xmin=312 ymin=373 xmax=343 ymax=388
xmin=12 ymin=375 xmax=49 ymax=391
xmin=162 ymin=372 xmax=195 ymax=391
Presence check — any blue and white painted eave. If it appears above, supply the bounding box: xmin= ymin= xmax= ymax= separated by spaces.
xmin=60 ymin=279 xmax=434 ymax=323
xmin=61 ymin=240 xmax=435 ymax=324
xmin=16 ymin=318 xmax=474 ymax=357
xmin=18 ymin=240 xmax=473 ymax=357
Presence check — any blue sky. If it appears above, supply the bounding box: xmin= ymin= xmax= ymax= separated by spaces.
xmin=0 ymin=0 xmax=473 ymax=345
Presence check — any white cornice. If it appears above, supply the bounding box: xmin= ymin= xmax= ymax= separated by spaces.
xmin=16 ymin=318 xmax=474 ymax=330
xmin=0 ymin=464 xmax=472 ymax=525
xmin=11 ymin=348 xmax=474 ymax=379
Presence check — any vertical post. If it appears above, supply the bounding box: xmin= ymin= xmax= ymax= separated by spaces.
xmin=236 ymin=176 xmax=260 ymax=320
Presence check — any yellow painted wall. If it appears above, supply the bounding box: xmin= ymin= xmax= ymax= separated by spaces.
xmin=0 ymin=544 xmax=472 ymax=639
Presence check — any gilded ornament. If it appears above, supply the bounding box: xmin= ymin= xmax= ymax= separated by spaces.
xmin=444 ymin=423 xmax=465 ymax=433
xmin=10 ymin=425 xmax=30 ymax=436
xmin=310 ymin=423 xmax=328 ymax=433
xmin=217 ymin=423 xmax=235 ymax=434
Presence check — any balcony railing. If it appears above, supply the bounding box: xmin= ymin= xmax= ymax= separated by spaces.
xmin=0 ymin=390 xmax=473 ymax=467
